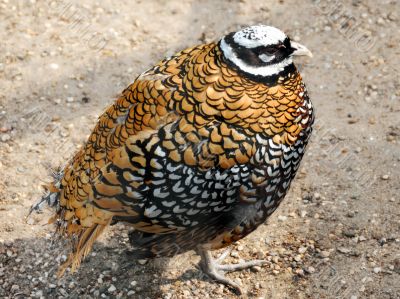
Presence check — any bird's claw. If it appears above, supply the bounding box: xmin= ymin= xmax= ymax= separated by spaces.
xmin=197 ymin=247 xmax=268 ymax=295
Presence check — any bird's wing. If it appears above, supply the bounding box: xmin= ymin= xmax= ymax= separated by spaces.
xmin=58 ymin=45 xmax=207 ymax=231
xmin=54 ymin=45 xmax=216 ymax=273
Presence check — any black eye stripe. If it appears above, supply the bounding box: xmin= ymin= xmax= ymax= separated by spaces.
xmin=259 ymin=47 xmax=279 ymax=55
xmin=250 ymin=37 xmax=291 ymax=54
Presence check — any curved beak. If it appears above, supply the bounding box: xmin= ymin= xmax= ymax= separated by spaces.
xmin=291 ymin=41 xmax=313 ymax=58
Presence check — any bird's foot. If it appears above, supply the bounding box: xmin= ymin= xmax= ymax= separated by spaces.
xmin=196 ymin=247 xmax=268 ymax=295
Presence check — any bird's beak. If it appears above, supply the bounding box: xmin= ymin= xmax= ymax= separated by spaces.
xmin=291 ymin=41 xmax=313 ymax=58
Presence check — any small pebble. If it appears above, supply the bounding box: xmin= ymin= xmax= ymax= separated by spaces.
xmin=59 ymin=288 xmax=68 ymax=296
xmin=320 ymin=250 xmax=330 ymax=258
xmin=343 ymin=230 xmax=356 ymax=238
xmin=138 ymin=259 xmax=148 ymax=265
xmin=381 ymin=174 xmax=389 ymax=180
xmin=337 ymin=247 xmax=351 ymax=254
xmin=49 ymin=63 xmax=59 ymax=70
xmin=164 ymin=293 xmax=172 ymax=299
xmin=59 ymin=130 xmax=69 ymax=138
xmin=1 ymin=134 xmax=11 ymax=142
xmin=306 ymin=266 xmax=316 ymax=274
xmin=108 ymin=284 xmax=116 ymax=292
xmin=373 ymin=267 xmax=381 ymax=274
xmin=36 ymin=290 xmax=43 ymax=297
xmin=277 ymin=215 xmax=287 ymax=222
xmin=298 ymin=247 xmax=307 ymax=254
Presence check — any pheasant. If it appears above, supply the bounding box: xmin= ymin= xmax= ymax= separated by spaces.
xmin=31 ymin=25 xmax=314 ymax=294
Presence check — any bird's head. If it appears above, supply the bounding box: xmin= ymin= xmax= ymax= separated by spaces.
xmin=220 ymin=25 xmax=312 ymax=82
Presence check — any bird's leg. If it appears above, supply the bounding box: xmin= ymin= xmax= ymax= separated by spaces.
xmin=196 ymin=246 xmax=268 ymax=295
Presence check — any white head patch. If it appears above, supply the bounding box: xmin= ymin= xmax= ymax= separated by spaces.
xmin=233 ymin=25 xmax=287 ymax=48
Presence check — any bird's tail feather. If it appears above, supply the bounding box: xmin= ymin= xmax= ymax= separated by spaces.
xmin=58 ymin=219 xmax=111 ymax=277
xmin=28 ymin=182 xmax=61 ymax=217
xmin=29 ymin=168 xmax=64 ymax=217
xmin=29 ymin=168 xmax=112 ymax=276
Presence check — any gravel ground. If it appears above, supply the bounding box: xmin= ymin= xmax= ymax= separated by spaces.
xmin=0 ymin=0 xmax=399 ymax=298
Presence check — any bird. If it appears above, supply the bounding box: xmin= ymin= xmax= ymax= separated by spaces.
xmin=31 ymin=24 xmax=314 ymax=294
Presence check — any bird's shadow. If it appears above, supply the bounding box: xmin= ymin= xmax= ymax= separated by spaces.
xmin=1 ymin=233 xmax=223 ymax=298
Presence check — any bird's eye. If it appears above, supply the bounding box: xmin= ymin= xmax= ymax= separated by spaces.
xmin=263 ymin=47 xmax=279 ymax=55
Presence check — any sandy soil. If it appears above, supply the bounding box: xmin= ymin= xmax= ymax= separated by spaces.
xmin=0 ymin=0 xmax=399 ymax=298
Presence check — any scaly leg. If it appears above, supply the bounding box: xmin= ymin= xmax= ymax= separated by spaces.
xmin=196 ymin=246 xmax=268 ymax=294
